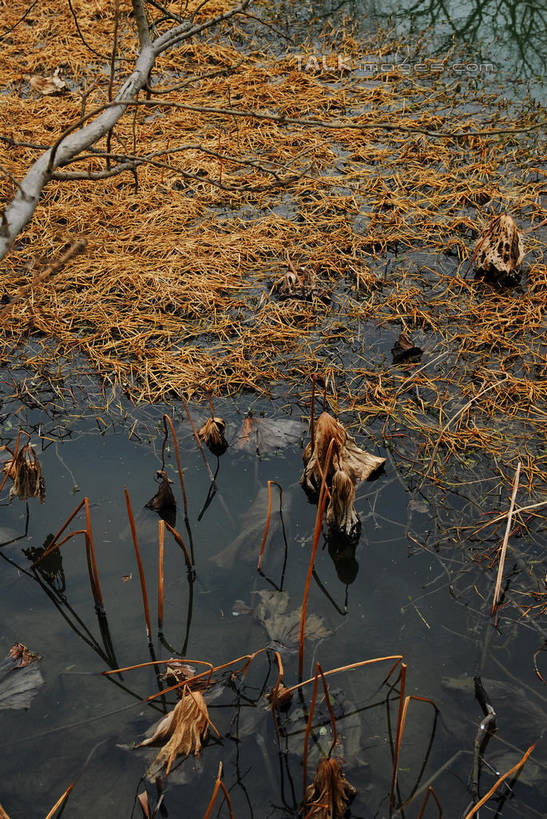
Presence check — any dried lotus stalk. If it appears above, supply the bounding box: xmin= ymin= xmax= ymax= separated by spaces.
xmin=198 ymin=417 xmax=228 ymax=456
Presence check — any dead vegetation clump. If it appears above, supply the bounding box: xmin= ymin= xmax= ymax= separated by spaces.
xmin=0 ymin=0 xmax=543 ymax=489
xmin=137 ymin=688 xmax=210 ymax=778
xmin=305 ymin=757 xmax=356 ymax=818
xmin=1 ymin=441 xmax=45 ymax=502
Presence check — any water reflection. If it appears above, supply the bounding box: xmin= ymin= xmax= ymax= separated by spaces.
xmin=317 ymin=0 xmax=546 ymax=75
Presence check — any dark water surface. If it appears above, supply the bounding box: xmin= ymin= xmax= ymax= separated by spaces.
xmin=0 ymin=379 xmax=545 ymax=817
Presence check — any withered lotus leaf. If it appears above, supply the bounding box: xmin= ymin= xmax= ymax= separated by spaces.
xmin=198 ymin=417 xmax=228 ymax=456
xmin=326 ymin=470 xmax=360 ymax=540
xmin=138 ymin=689 xmax=209 ymax=778
xmin=2 ymin=442 xmax=45 ymax=502
xmin=474 ymin=214 xmax=524 ymax=283
xmin=305 ymin=758 xmax=356 ymax=818
xmin=146 ymin=470 xmax=176 ymax=526
xmin=302 ymin=412 xmax=384 ymax=496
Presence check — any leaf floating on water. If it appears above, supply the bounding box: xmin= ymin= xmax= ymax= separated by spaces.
xmin=233 ymin=416 xmax=307 ymax=455
xmin=254 ymin=590 xmax=331 ymax=651
xmin=391 ymin=332 xmax=423 ymax=364
xmin=305 ymin=758 xmax=356 ymax=818
xmin=137 ymin=690 xmax=210 ymax=778
xmin=2 ymin=442 xmax=45 ymax=502
xmin=198 ymin=417 xmax=228 ymax=456
xmin=0 ymin=643 xmax=44 ymax=711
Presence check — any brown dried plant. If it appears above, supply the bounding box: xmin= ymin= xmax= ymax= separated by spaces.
xmin=304 ymin=758 xmax=356 ymax=818
xmin=326 ymin=469 xmax=359 ymax=540
xmin=302 ymin=412 xmax=385 ymax=496
xmin=198 ymin=417 xmax=228 ymax=456
xmin=474 ymin=214 xmax=525 ymax=282
xmin=137 ymin=687 xmax=210 ymax=777
xmin=2 ymin=442 xmax=45 ymax=503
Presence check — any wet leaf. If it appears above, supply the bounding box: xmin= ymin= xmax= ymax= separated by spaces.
xmin=305 ymin=757 xmax=356 ymax=818
xmin=2 ymin=442 xmax=45 ymax=502
xmin=233 ymin=416 xmax=307 ymax=455
xmin=285 ymin=689 xmax=362 ymax=768
xmin=198 ymin=417 xmax=228 ymax=456
xmin=137 ymin=690 xmax=210 ymax=778
xmin=254 ymin=590 xmax=331 ymax=651
xmin=0 ymin=643 xmax=44 ymax=710
xmin=29 ymin=68 xmax=67 ymax=95
xmin=391 ymin=332 xmax=423 ymax=364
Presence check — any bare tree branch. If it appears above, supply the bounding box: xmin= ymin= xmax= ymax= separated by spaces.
xmin=0 ymin=0 xmax=251 ymax=262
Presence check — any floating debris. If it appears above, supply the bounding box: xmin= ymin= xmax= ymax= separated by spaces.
xmin=233 ymin=415 xmax=307 ymax=455
xmin=391 ymin=332 xmax=423 ymax=364
xmin=253 ymin=590 xmax=331 ymax=651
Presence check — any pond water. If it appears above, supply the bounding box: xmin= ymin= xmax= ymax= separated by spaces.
xmin=0 ymin=375 xmax=545 ymax=817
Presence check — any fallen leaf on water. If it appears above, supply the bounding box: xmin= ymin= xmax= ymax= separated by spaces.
xmin=2 ymin=441 xmax=45 ymax=502
xmin=137 ymin=689 xmax=210 ymax=778
xmin=29 ymin=68 xmax=67 ymax=95
xmin=254 ymin=590 xmax=331 ymax=651
xmin=0 ymin=643 xmax=44 ymax=710
xmin=391 ymin=332 xmax=422 ymax=364
xmin=233 ymin=416 xmax=307 ymax=455
xmin=305 ymin=757 xmax=356 ymax=818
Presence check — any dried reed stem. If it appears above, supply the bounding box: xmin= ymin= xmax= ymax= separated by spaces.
xmin=124 ymin=488 xmax=152 ymax=642
xmin=162 ymin=414 xmax=188 ymax=518
xmin=298 ymin=439 xmax=334 ymax=680
xmin=158 ymin=519 xmax=165 ymax=633
xmin=164 ymin=520 xmax=193 ymax=571
xmin=464 ymin=744 xmax=536 ymax=818
xmin=203 ymin=762 xmax=234 ymax=819
xmin=44 ymin=782 xmax=74 ymax=819
xmin=491 ymin=461 xmax=521 ymax=616
xmin=85 ymin=497 xmax=104 ymax=609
